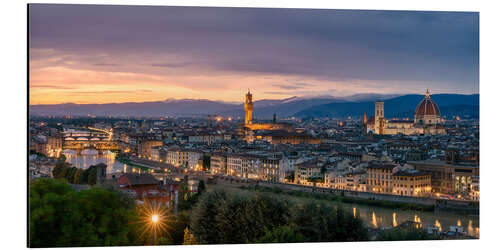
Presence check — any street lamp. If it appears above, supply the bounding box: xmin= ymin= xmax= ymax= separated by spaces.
xmin=152 ymin=214 xmax=159 ymax=223
xmin=151 ymin=214 xmax=159 ymax=245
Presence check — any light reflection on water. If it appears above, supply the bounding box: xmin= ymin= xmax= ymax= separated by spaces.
xmin=63 ymin=149 xmax=126 ymax=174
xmin=371 ymin=212 xmax=378 ymax=227
xmin=393 ymin=212 xmax=397 ymax=227
xmin=62 ymin=149 xmax=480 ymax=238
xmin=345 ymin=203 xmax=479 ymax=237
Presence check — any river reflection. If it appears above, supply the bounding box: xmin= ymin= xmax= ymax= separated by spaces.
xmin=62 ymin=149 xmax=480 ymax=238
xmin=63 ymin=149 xmax=126 ymax=174
xmin=339 ymin=202 xmax=479 ymax=237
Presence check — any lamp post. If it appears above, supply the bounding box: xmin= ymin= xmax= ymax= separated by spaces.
xmin=151 ymin=214 xmax=159 ymax=245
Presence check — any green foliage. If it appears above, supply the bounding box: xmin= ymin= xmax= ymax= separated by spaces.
xmin=51 ymin=160 xmax=102 ymax=186
xmin=376 ymin=227 xmax=436 ymax=241
xmin=320 ymin=165 xmax=327 ymax=175
xmin=58 ymin=154 xmax=67 ymax=162
xmin=29 ymin=178 xmax=136 ymax=247
xmin=189 ymin=189 xmax=368 ymax=244
xmin=52 ymin=157 xmax=71 ymax=179
xmin=166 ymin=211 xmax=191 ymax=245
xmin=202 ymin=155 xmax=211 ymax=170
xmin=198 ymin=180 xmax=206 ymax=194
xmin=30 ymin=150 xmax=47 ymax=158
xmin=86 ymin=165 xmax=98 ymax=185
xmin=65 ymin=167 xmax=78 ymax=183
xmin=157 ymin=236 xmax=174 ymax=245
xmin=178 ymin=192 xmax=200 ymax=211
xmin=177 ymin=181 xmax=207 ymax=211
xmin=290 ymin=201 xmax=368 ymax=242
xmin=73 ymin=169 xmax=84 ymax=184
xmin=307 ymin=177 xmax=324 ymax=183
xmin=253 ymin=224 xmax=305 ymax=243
xmin=183 ymin=227 xmax=197 ymax=245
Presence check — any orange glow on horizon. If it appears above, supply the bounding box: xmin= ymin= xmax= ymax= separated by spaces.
xmin=29 ymin=48 xmax=426 ymax=105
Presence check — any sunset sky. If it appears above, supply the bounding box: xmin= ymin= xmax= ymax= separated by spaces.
xmin=29 ymin=4 xmax=479 ymax=105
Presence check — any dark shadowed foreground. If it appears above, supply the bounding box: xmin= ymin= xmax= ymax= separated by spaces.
xmin=189 ymin=188 xmax=369 ymax=244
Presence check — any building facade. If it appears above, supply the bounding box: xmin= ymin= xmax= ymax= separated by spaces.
xmin=294 ymin=161 xmax=323 ymax=185
xmin=366 ymin=163 xmax=397 ymax=194
xmin=392 ymin=170 xmax=432 ymax=197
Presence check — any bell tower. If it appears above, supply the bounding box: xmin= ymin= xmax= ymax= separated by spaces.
xmin=362 ymin=112 xmax=367 ymax=135
xmin=244 ymin=89 xmax=253 ymax=125
xmin=374 ymin=101 xmax=385 ymax=135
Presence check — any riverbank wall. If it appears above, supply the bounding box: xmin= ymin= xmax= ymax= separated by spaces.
xmin=212 ymin=176 xmax=479 ymax=215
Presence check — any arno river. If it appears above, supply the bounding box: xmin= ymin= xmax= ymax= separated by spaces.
xmin=63 ymin=149 xmax=479 ymax=238
xmin=63 ymin=149 xmax=127 ymax=174
xmin=333 ymin=202 xmax=478 ymax=237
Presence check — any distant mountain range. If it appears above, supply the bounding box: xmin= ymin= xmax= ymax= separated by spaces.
xmin=295 ymin=94 xmax=479 ymax=119
xmin=29 ymin=93 xmax=479 ymax=119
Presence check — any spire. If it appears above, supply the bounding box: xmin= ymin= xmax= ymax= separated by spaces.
xmin=425 ymin=89 xmax=430 ymax=99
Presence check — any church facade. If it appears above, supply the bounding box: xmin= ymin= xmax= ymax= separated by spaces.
xmin=365 ymin=90 xmax=446 ymax=135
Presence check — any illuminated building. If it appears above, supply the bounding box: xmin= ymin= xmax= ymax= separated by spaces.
xmin=239 ymin=90 xmax=294 ymax=133
xmin=210 ymin=153 xmax=227 ymax=175
xmin=407 ymin=157 xmax=479 ymax=195
xmin=366 ymin=89 xmax=446 ymax=135
xmin=244 ymin=90 xmax=253 ymax=125
xmin=366 ymin=163 xmax=396 ymax=194
xmin=392 ymin=170 xmax=432 ymax=197
xmin=294 ymin=160 xmax=323 ymax=185
xmin=138 ymin=139 xmax=163 ymax=159
xmin=256 ymin=131 xmax=321 ymax=145
xmin=46 ymin=135 xmax=63 ymax=154
xmin=226 ymin=154 xmax=262 ymax=179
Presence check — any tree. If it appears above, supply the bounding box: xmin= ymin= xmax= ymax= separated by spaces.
xmin=190 ymin=189 xmax=292 ymax=244
xmin=73 ymin=169 xmax=84 ymax=184
xmin=189 ymin=189 xmax=369 ymax=244
xmin=166 ymin=211 xmax=191 ymax=244
xmin=157 ymin=236 xmax=174 ymax=245
xmin=320 ymin=165 xmax=327 ymax=175
xmin=290 ymin=201 xmax=368 ymax=242
xmin=29 ymin=178 xmax=137 ymax=247
xmin=52 ymin=158 xmax=70 ymax=179
xmin=307 ymin=177 xmax=324 ymax=183
xmin=253 ymin=224 xmax=305 ymax=243
xmin=86 ymin=165 xmax=98 ymax=185
xmin=375 ymin=227 xmax=436 ymax=241
xmin=197 ymin=180 xmax=206 ymax=194
xmin=202 ymin=155 xmax=210 ymax=170
xmin=65 ymin=167 xmax=78 ymax=183
xmin=183 ymin=228 xmax=197 ymax=245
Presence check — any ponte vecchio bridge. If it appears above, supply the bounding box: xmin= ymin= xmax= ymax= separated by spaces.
xmin=63 ymin=127 xmax=120 ymax=154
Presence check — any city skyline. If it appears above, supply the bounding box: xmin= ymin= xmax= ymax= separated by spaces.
xmin=29 ymin=5 xmax=479 ymax=105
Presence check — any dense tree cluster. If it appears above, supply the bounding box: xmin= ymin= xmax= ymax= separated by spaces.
xmin=177 ymin=180 xmax=206 ymax=211
xmin=202 ymin=155 xmax=211 ymax=170
xmin=30 ymin=177 xmax=441 ymax=247
xmin=29 ymin=178 xmax=136 ymax=247
xmin=189 ymin=189 xmax=369 ymax=244
xmin=29 ymin=150 xmax=46 ymax=158
xmin=52 ymin=155 xmax=102 ymax=185
xmin=307 ymin=177 xmax=325 ymax=183
xmin=285 ymin=172 xmax=295 ymax=182
xmin=375 ymin=227 xmax=436 ymax=241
